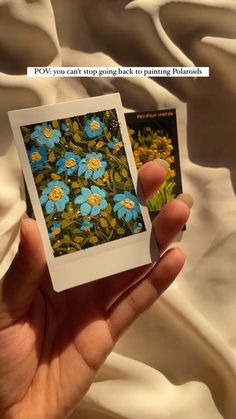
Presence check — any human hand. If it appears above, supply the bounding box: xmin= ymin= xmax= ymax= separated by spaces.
xmin=0 ymin=161 xmax=191 ymax=419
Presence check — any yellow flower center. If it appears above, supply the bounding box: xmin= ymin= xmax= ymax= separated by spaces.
xmin=65 ymin=158 xmax=76 ymax=168
xmin=51 ymin=228 xmax=61 ymax=236
xmin=31 ymin=151 xmax=42 ymax=162
xmin=87 ymin=194 xmax=102 ymax=207
xmin=121 ymin=198 xmax=135 ymax=209
xmin=114 ymin=142 xmax=123 ymax=151
xmin=43 ymin=127 xmax=53 ymax=138
xmin=87 ymin=157 xmax=101 ymax=171
xmin=90 ymin=120 xmax=100 ymax=131
xmin=49 ymin=187 xmax=64 ymax=202
xmin=84 ymin=226 xmax=91 ymax=232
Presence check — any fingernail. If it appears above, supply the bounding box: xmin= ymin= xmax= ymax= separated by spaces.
xmin=176 ymin=193 xmax=194 ymax=209
xmin=154 ymin=158 xmax=170 ymax=173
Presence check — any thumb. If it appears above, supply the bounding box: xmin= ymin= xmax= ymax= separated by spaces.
xmin=0 ymin=216 xmax=47 ymax=329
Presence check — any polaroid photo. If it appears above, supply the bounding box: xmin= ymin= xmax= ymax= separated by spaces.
xmin=8 ymin=93 xmax=158 ymax=292
xmin=125 ymin=109 xmax=183 ymax=220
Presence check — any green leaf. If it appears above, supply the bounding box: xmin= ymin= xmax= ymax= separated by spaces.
xmin=117 ymin=228 xmax=125 ymax=235
xmin=121 ymin=168 xmax=128 ymax=178
xmin=110 ymin=218 xmax=116 ymax=228
xmin=35 ymin=173 xmax=44 ymax=184
xmin=46 ymin=214 xmax=54 ymax=222
xmin=88 ymin=140 xmax=96 ymax=149
xmin=65 ymin=118 xmax=71 ymax=127
xmin=51 ymin=173 xmax=61 ymax=180
xmin=96 ymin=141 xmax=105 ymax=149
xmin=73 ymin=121 xmax=79 ymax=132
xmin=48 ymin=151 xmax=56 ymax=162
xmin=94 ymin=179 xmax=104 ymax=187
xmin=53 ymin=240 xmax=61 ymax=250
xmin=100 ymin=210 xmax=108 ymax=218
xmin=107 ymin=204 xmax=112 ymax=214
xmin=61 ymin=212 xmax=68 ymax=219
xmin=74 ymin=236 xmax=83 ymax=243
xmin=61 ymin=220 xmax=73 ymax=229
xmin=67 ymin=247 xmax=77 ymax=253
xmin=114 ymin=172 xmax=122 ymax=182
xmin=89 ymin=236 xmax=98 ymax=244
xmin=73 ymin=133 xmax=81 ymax=143
xmin=100 ymin=218 xmax=108 ymax=228
xmin=128 ymin=128 xmax=135 ymax=135
xmin=52 ymin=120 xmax=59 ymax=129
xmin=69 ymin=142 xmax=83 ymax=154
xmin=72 ymin=181 xmax=81 ymax=189
xmin=21 ymin=126 xmax=30 ymax=134
xmin=105 ymin=131 xmax=112 ymax=140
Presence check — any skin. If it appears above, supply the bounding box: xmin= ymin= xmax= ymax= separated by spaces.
xmin=0 ymin=161 xmax=191 ymax=419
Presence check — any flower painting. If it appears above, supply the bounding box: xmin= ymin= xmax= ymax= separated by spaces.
xmin=21 ymin=109 xmax=146 ymax=257
xmin=125 ymin=109 xmax=183 ymax=218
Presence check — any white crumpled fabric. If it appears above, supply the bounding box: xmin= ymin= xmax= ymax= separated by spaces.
xmin=0 ymin=0 xmax=236 ymax=418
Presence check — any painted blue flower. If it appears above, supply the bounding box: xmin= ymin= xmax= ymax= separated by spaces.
xmin=49 ymin=223 xmax=61 ymax=238
xmin=78 ymin=152 xmax=107 ymax=180
xmin=84 ymin=116 xmax=105 ymax=138
xmin=27 ymin=145 xmax=47 ymax=170
xmin=31 ymin=123 xmax=61 ymax=149
xmin=132 ymin=222 xmax=143 ymax=234
xmin=40 ymin=180 xmax=70 ymax=214
xmin=75 ymin=186 xmax=107 ymax=217
xmin=56 ymin=152 xmax=80 ymax=175
xmin=61 ymin=122 xmax=69 ymax=132
xmin=80 ymin=221 xmax=94 ymax=232
xmin=113 ymin=191 xmax=141 ymax=222
xmin=108 ymin=137 xmax=123 ymax=152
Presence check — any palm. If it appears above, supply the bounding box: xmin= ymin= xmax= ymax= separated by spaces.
xmin=0 ymin=162 xmax=191 ymax=418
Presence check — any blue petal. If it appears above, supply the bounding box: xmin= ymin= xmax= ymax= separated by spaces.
xmin=52 ymin=130 xmax=61 ymax=140
xmin=78 ymin=163 xmax=87 ymax=175
xmin=31 ymin=131 xmax=38 ymax=140
xmin=126 ymin=191 xmax=138 ymax=202
xmin=61 ymin=123 xmax=69 ymax=132
xmin=85 ymin=169 xmax=92 ymax=179
xmin=91 ymin=205 xmax=100 ymax=217
xmin=100 ymin=189 xmax=106 ymax=198
xmin=56 ymin=158 xmax=64 ymax=167
xmin=45 ymin=200 xmax=55 ymax=214
xmin=93 ymin=170 xmax=101 ymax=180
xmin=80 ymin=203 xmax=91 ymax=216
xmin=100 ymin=199 xmax=108 ymax=210
xmin=40 ymin=194 xmax=48 ymax=204
xmin=55 ymin=200 xmax=66 ymax=212
xmin=114 ymin=194 xmax=125 ymax=202
xmin=67 ymin=168 xmax=74 ymax=175
xmin=47 ymin=140 xmax=55 ymax=149
xmin=125 ymin=211 xmax=133 ymax=222
xmin=81 ymin=188 xmax=91 ymax=197
xmin=118 ymin=207 xmax=127 ymax=219
xmin=114 ymin=202 xmax=121 ymax=212
xmin=65 ymin=151 xmax=74 ymax=159
xmin=57 ymin=166 xmax=65 ymax=174
xmin=62 ymin=195 xmax=69 ymax=205
xmin=91 ymin=185 xmax=101 ymax=195
xmin=74 ymin=194 xmax=87 ymax=204
xmin=132 ymin=210 xmax=139 ymax=220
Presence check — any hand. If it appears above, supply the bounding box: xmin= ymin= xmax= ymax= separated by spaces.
xmin=0 ymin=161 xmax=191 ymax=419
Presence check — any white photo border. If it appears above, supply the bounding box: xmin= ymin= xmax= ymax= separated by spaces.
xmin=9 ymin=93 xmax=158 ymax=291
